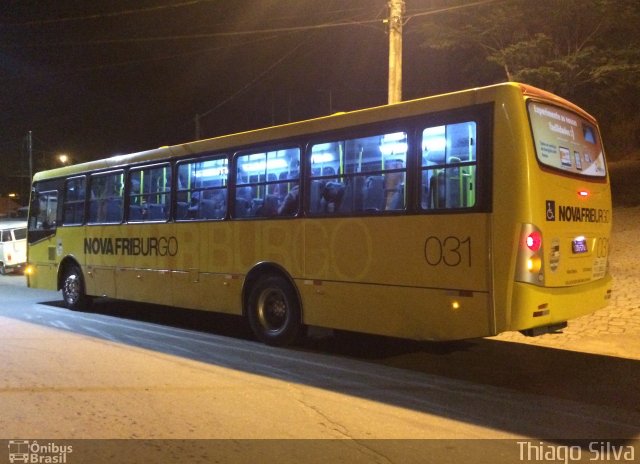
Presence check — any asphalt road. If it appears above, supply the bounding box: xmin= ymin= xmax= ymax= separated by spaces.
xmin=0 ymin=273 xmax=639 ymax=463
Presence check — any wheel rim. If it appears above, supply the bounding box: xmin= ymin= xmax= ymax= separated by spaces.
xmin=63 ymin=273 xmax=81 ymax=306
xmin=256 ymin=286 xmax=289 ymax=334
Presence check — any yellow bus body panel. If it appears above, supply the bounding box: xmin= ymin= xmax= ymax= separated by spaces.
xmin=40 ymin=212 xmax=493 ymax=341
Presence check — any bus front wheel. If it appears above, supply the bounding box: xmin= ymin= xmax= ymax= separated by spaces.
xmin=61 ymin=265 xmax=92 ymax=311
xmin=247 ymin=275 xmax=302 ymax=347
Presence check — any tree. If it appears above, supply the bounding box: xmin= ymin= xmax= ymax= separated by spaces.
xmin=417 ymin=0 xmax=640 ymax=158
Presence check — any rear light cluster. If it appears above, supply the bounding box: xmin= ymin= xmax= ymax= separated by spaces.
xmin=516 ymin=224 xmax=544 ymax=285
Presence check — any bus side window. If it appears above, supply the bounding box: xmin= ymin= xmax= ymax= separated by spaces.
xmin=421 ymin=121 xmax=477 ymax=210
xmin=88 ymin=171 xmax=124 ymax=224
xmin=234 ymin=148 xmax=300 ymax=219
xmin=128 ymin=164 xmax=172 ymax=222
xmin=177 ymin=157 xmax=228 ymax=221
xmin=308 ymin=131 xmax=407 ymax=215
xmin=62 ymin=177 xmax=86 ymax=225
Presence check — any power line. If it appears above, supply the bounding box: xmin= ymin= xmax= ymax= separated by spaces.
xmin=1 ymin=18 xmax=383 ymax=48
xmin=2 ymin=34 xmax=287 ymax=80
xmin=404 ymin=0 xmax=505 ymax=25
xmin=5 ymin=3 xmax=379 ymax=28
xmin=198 ymin=37 xmax=310 ymax=121
xmin=3 ymin=0 xmax=208 ymax=27
xmin=2 ymin=1 xmax=504 ymax=49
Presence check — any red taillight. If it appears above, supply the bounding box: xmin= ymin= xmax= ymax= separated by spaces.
xmin=526 ymin=231 xmax=542 ymax=252
xmin=517 ymin=224 xmax=545 ymax=285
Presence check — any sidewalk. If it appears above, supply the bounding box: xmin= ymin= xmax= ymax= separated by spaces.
xmin=495 ymin=206 xmax=640 ymax=360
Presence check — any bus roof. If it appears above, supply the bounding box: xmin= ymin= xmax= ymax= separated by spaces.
xmin=32 ymin=82 xmax=595 ymax=182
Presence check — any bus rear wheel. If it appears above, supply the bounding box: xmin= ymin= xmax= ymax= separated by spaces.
xmin=61 ymin=265 xmax=92 ymax=311
xmin=247 ymin=275 xmax=302 ymax=347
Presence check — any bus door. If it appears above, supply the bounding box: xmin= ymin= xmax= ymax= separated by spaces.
xmin=27 ymin=183 xmax=60 ymax=290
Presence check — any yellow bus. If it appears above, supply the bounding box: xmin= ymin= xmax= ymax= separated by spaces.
xmin=26 ymin=82 xmax=612 ymax=346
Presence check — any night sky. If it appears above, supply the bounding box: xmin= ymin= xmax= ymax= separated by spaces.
xmin=0 ymin=1 xmax=489 ymax=200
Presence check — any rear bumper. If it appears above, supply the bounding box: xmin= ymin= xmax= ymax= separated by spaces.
xmin=507 ymin=274 xmax=613 ymax=332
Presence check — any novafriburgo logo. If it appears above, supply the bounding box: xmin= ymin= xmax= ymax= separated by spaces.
xmin=7 ymin=440 xmax=73 ymax=463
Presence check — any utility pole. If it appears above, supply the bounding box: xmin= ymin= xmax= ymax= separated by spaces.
xmin=387 ymin=0 xmax=405 ymax=104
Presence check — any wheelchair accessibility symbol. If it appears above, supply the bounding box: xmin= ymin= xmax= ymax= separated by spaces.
xmin=546 ymin=200 xmax=556 ymax=221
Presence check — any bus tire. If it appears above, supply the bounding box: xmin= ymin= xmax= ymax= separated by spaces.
xmin=0 ymin=263 xmax=6 ymax=275
xmin=247 ymin=274 xmax=302 ymax=347
xmin=61 ymin=265 xmax=92 ymax=311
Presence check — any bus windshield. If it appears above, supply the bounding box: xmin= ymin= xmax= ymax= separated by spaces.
xmin=528 ymin=101 xmax=606 ymax=178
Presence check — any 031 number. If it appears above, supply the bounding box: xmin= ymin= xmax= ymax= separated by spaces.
xmin=424 ymin=236 xmax=471 ymax=267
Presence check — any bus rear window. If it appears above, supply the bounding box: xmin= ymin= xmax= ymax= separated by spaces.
xmin=528 ymin=101 xmax=606 ymax=178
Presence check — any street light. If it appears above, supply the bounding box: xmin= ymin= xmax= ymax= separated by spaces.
xmin=58 ymin=154 xmax=70 ymax=165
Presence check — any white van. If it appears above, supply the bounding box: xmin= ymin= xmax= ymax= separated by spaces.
xmin=0 ymin=220 xmax=27 ymax=274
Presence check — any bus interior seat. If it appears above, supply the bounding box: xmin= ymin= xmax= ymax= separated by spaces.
xmin=235 ymin=197 xmax=251 ymax=218
xmin=424 ymin=148 xmax=446 ymax=208
xmin=340 ymin=177 xmax=364 ymax=213
xmin=309 ymin=180 xmax=325 ymax=213
xmin=198 ymin=190 xmax=226 ymax=219
xmin=421 ymin=172 xmax=429 ymax=209
xmin=337 ymin=181 xmax=352 ymax=213
xmin=105 ymin=198 xmax=123 ymax=222
xmin=386 ymin=183 xmax=405 ymax=210
xmin=199 ymin=199 xmax=219 ymax=219
xmin=446 ymin=157 xmax=461 ymax=208
xmin=235 ymin=187 xmax=253 ymax=218
xmin=147 ymin=203 xmax=166 ymax=220
xmin=363 ymin=176 xmax=385 ymax=211
xmin=257 ymin=194 xmax=279 ymax=217
xmin=278 ymin=186 xmax=299 ymax=216
xmin=267 ymin=173 xmax=278 ymax=194
xmin=247 ymin=194 xmax=277 ymax=218
xmin=429 ymin=171 xmax=446 ymax=208
xmin=427 ymin=156 xmax=465 ymax=209
xmin=235 ymin=198 xmax=251 ymax=218
xmin=278 ymin=172 xmax=300 ymax=201
xmin=129 ymin=204 xmax=143 ymax=221
xmin=249 ymin=198 xmax=263 ymax=217
xmin=177 ymin=201 xmax=189 ymax=219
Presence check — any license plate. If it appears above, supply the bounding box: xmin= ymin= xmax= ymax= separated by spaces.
xmin=572 ymin=238 xmax=588 ymax=254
